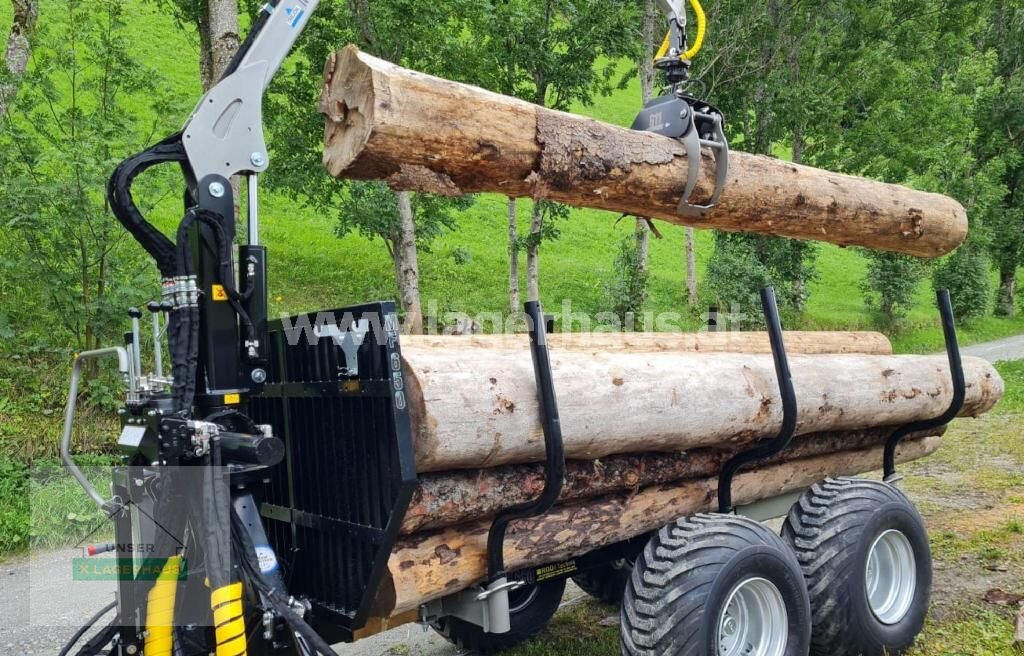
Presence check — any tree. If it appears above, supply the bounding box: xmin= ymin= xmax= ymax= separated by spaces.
xmin=0 ymin=0 xmax=39 ymax=120
xmin=697 ymin=0 xmax=820 ymax=316
xmin=976 ymin=1 xmax=1024 ymax=316
xmin=155 ymin=0 xmax=240 ymax=90
xmin=464 ymin=0 xmax=641 ymax=306
xmin=265 ymin=0 xmax=477 ymax=333
xmin=0 ymin=0 xmax=177 ymax=362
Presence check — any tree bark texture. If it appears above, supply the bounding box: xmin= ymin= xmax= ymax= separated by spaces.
xmin=401 ymin=330 xmax=893 ymax=354
xmin=507 ymin=198 xmax=520 ymax=313
xmin=400 ymin=425 xmax=941 ymax=534
xmin=395 ymin=190 xmax=424 ymax=334
xmin=320 ymin=46 xmax=968 ymax=258
xmin=997 ymin=265 xmax=1016 ymax=317
xmin=204 ymin=0 xmax=240 ymax=90
xmin=526 ymin=203 xmax=542 ymax=301
xmin=685 ymin=227 xmax=698 ymax=305
xmin=0 ymin=0 xmax=39 ymax=120
xmin=380 ymin=436 xmax=941 ymax=614
xmin=399 ymin=349 xmax=1000 ymax=472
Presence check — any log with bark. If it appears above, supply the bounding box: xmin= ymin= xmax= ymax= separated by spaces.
xmin=321 ymin=46 xmax=968 ymax=258
xmin=400 ymin=350 xmax=1001 ymax=471
xmin=376 ymin=435 xmax=941 ymax=615
xmin=402 ymin=330 xmax=893 ymax=355
xmin=401 ymin=425 xmax=941 ymax=534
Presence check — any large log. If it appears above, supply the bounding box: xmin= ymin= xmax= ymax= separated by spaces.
xmin=402 ymin=330 xmax=893 ymax=355
xmin=321 ymin=46 xmax=968 ymax=257
xmin=380 ymin=436 xmax=941 ymax=614
xmin=401 ymin=426 xmax=941 ymax=534
xmin=401 ymin=350 xmax=1001 ymax=471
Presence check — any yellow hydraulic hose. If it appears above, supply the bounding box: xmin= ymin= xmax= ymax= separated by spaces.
xmin=144 ymin=555 xmax=182 ymax=656
xmin=655 ymin=0 xmax=706 ymax=61
xmin=211 ymin=581 xmax=249 ymax=656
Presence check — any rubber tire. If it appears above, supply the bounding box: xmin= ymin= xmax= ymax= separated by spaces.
xmin=431 ymin=578 xmax=566 ymax=654
xmin=781 ymin=477 xmax=932 ymax=656
xmin=620 ymin=513 xmax=811 ymax=656
xmin=572 ymin=559 xmax=635 ymax=604
xmin=572 ymin=536 xmax=647 ymax=604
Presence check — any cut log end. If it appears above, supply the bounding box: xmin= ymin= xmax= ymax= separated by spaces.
xmin=320 ymin=44 xmax=375 ymax=179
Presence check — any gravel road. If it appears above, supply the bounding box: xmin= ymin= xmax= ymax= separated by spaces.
xmin=0 ymin=546 xmax=582 ymax=655
xmin=960 ymin=333 xmax=1024 ymax=362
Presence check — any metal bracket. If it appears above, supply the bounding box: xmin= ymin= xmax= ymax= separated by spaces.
xmin=181 ymin=0 xmax=320 ymax=182
xmin=314 ymin=319 xmax=370 ymax=376
xmin=62 ymin=347 xmax=131 ymax=512
xmin=631 ymin=94 xmax=729 ymax=219
xmin=717 ymin=288 xmax=797 ymax=513
xmin=477 ymin=301 xmax=566 ymax=634
xmin=883 ymin=289 xmax=965 ymax=480
xmin=422 ymin=577 xmax=524 ymax=635
xmin=676 ymin=104 xmax=729 ymax=218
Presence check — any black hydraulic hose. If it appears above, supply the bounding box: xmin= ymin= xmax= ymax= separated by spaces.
xmin=883 ymin=289 xmax=965 ymax=479
xmin=230 ymin=508 xmax=338 ymax=656
xmin=57 ymin=600 xmax=117 ymax=656
xmin=717 ymin=287 xmax=797 ymax=513
xmin=486 ymin=301 xmax=566 ymax=581
xmin=107 ymin=133 xmax=188 ymax=277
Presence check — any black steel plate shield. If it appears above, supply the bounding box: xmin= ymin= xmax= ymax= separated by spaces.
xmin=249 ymin=301 xmax=416 ymax=633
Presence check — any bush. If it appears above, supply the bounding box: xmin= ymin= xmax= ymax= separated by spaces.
xmin=604 ymin=233 xmax=649 ymax=326
xmin=861 ymin=251 xmax=930 ymax=328
xmin=932 ymin=247 xmax=992 ymax=322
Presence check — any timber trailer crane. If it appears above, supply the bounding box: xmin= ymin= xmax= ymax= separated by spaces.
xmin=58 ymin=1 xmax=964 ymax=655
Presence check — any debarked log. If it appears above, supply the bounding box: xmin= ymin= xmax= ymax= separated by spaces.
xmin=380 ymin=435 xmax=941 ymax=615
xmin=399 ymin=350 xmax=1001 ymax=472
xmin=322 ymin=45 xmax=968 ymax=257
xmin=401 ymin=330 xmax=893 ymax=355
xmin=400 ymin=426 xmax=942 ymax=534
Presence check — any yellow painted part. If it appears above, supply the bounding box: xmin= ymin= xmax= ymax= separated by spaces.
xmin=144 ymin=556 xmax=182 ymax=656
xmin=217 ymin=634 xmax=249 ymax=656
xmin=213 ymin=600 xmax=244 ymax=626
xmin=654 ymin=0 xmax=707 ymax=61
xmin=211 ymin=582 xmax=248 ymax=656
xmin=223 ymin=393 xmax=241 ymax=405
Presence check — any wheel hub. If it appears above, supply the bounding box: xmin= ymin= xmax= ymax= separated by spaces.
xmin=717 ymin=577 xmax=788 ymax=656
xmin=866 ymin=529 xmax=917 ymax=625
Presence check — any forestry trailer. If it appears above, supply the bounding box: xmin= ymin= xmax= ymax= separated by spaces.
xmin=58 ymin=1 xmax=971 ymax=655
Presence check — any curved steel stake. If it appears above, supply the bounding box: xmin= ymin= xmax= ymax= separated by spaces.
xmin=883 ymin=289 xmax=965 ymax=480
xmin=717 ymin=288 xmax=797 ymax=513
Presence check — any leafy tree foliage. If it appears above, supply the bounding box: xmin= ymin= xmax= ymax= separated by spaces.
xmin=0 ymin=0 xmax=175 ymax=358
xmin=933 ymin=246 xmax=992 ymax=322
xmin=861 ymin=253 xmax=930 ymax=328
xmin=264 ymin=0 xmax=477 ymax=331
xmin=604 ymin=230 xmax=649 ymax=326
xmin=460 ymin=0 xmax=642 ymax=304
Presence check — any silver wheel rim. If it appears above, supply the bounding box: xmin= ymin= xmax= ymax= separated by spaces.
xmin=865 ymin=529 xmax=917 ymax=625
xmin=508 ymin=585 xmax=539 ymax=613
xmin=717 ymin=577 xmax=788 ymax=656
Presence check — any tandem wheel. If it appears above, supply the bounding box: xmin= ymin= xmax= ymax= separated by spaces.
xmin=620 ymin=514 xmax=811 ymax=656
xmin=431 ymin=577 xmax=566 ymax=654
xmin=573 ymin=535 xmax=649 ymax=605
xmin=781 ymin=477 xmax=932 ymax=656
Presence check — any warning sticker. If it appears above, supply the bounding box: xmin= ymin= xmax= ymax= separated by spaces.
xmin=211 ymin=284 xmax=228 ymax=301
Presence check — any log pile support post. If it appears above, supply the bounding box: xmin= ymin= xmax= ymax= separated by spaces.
xmin=883 ymin=289 xmax=966 ymax=480
xmin=480 ymin=300 xmax=566 ymax=633
xmin=718 ymin=287 xmax=798 ymax=513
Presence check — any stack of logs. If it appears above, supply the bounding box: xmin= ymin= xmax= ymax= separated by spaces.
xmin=317 ymin=47 xmax=1005 ymax=623
xmin=364 ymin=332 xmax=1003 ymax=619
